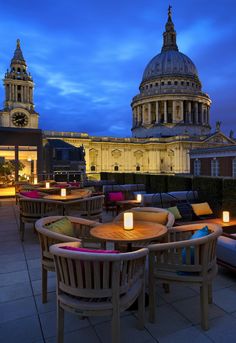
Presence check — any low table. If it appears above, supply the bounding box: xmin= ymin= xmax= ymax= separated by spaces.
xmin=178 ymin=217 xmax=236 ymax=233
xmin=90 ymin=221 xmax=167 ymax=251
xmin=116 ymin=200 xmax=142 ymax=214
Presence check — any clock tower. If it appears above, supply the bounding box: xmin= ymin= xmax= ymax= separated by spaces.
xmin=0 ymin=39 xmax=39 ymax=128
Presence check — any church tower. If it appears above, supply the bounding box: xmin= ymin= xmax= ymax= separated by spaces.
xmin=0 ymin=39 xmax=39 ymax=128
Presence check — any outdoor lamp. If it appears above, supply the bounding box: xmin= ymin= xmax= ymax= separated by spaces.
xmin=223 ymin=211 xmax=230 ymax=223
xmin=46 ymin=182 xmax=50 ymax=189
xmin=137 ymin=194 xmax=142 ymax=202
xmin=61 ymin=188 xmax=66 ymax=197
xmin=124 ymin=212 xmax=133 ymax=230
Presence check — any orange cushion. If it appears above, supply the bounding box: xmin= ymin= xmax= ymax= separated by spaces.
xmin=191 ymin=202 xmax=213 ymax=216
xmin=131 ymin=211 xmax=168 ymax=225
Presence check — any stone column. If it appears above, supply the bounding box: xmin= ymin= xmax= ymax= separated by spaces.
xmin=194 ymin=102 xmax=199 ymax=124
xmin=148 ymin=103 xmax=151 ymax=124
xmin=155 ymin=101 xmax=159 ymax=123
xmin=142 ymin=104 xmax=145 ymax=125
xmin=172 ymin=100 xmax=176 ymax=123
xmin=188 ymin=101 xmax=192 ymax=123
xmin=164 ymin=101 xmax=167 ymax=123
xmin=180 ymin=101 xmax=184 ymax=122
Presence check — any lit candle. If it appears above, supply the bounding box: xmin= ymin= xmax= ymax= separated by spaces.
xmin=33 ymin=177 xmax=38 ymax=185
xmin=124 ymin=212 xmax=133 ymax=230
xmin=137 ymin=194 xmax=142 ymax=202
xmin=61 ymin=188 xmax=66 ymax=197
xmin=223 ymin=211 xmax=230 ymax=223
xmin=46 ymin=182 xmax=50 ymax=189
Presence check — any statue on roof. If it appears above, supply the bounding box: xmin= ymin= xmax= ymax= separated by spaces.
xmin=215 ymin=121 xmax=221 ymax=132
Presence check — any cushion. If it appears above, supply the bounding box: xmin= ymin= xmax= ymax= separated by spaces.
xmin=46 ymin=217 xmax=75 ymax=237
xmin=108 ymin=192 xmax=124 ymax=202
xmin=60 ymin=246 xmax=120 ymax=254
xmin=182 ymin=226 xmax=209 ymax=264
xmin=191 ymin=202 xmax=213 ymax=217
xmin=68 ymin=182 xmax=80 ymax=187
xmin=20 ymin=190 xmax=41 ymax=199
xmin=168 ymin=206 xmax=182 ymax=220
xmin=131 ymin=211 xmax=168 ymax=225
xmin=177 ymin=203 xmax=194 ymax=221
xmin=217 ymin=235 xmax=236 ymax=267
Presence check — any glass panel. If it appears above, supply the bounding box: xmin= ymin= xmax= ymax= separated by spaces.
xmin=19 ymin=146 xmax=37 ymax=182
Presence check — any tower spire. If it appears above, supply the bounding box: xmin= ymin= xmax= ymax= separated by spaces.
xmin=161 ymin=5 xmax=178 ymax=52
xmin=11 ymin=38 xmax=26 ymax=66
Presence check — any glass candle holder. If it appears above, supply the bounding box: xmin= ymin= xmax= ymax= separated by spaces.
xmin=46 ymin=182 xmax=50 ymax=189
xmin=61 ymin=188 xmax=66 ymax=197
xmin=33 ymin=177 xmax=38 ymax=185
xmin=223 ymin=211 xmax=230 ymax=223
xmin=137 ymin=194 xmax=142 ymax=202
xmin=124 ymin=212 xmax=133 ymax=230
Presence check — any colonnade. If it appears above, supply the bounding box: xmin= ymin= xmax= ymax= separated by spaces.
xmin=133 ymin=100 xmax=210 ymax=127
xmin=5 ymin=83 xmax=33 ymax=104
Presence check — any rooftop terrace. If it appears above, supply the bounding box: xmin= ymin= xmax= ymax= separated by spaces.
xmin=1 ymin=199 xmax=236 ymax=343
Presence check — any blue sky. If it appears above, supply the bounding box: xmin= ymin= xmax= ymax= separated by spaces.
xmin=0 ymin=0 xmax=235 ymax=137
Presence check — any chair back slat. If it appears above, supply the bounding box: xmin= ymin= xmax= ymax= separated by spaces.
xmin=51 ymin=246 xmax=147 ymax=300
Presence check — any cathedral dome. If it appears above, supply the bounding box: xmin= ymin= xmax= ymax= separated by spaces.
xmin=142 ymin=50 xmax=198 ymax=82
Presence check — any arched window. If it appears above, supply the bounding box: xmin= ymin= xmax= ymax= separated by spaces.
xmin=232 ymin=158 xmax=236 ymax=177
xmin=136 ymin=165 xmax=140 ymax=171
xmin=90 ymin=165 xmax=96 ymax=171
xmin=194 ymin=159 xmax=201 ymax=176
xmin=211 ymin=158 xmax=219 ymax=176
xmin=114 ymin=165 xmax=119 ymax=171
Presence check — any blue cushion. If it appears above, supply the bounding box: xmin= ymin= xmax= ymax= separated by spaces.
xmin=182 ymin=226 xmax=209 ymax=264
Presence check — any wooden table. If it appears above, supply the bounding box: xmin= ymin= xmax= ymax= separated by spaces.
xmin=44 ymin=189 xmax=91 ymax=201
xmin=116 ymin=200 xmax=142 ymax=214
xmin=178 ymin=217 xmax=236 ymax=233
xmin=90 ymin=221 xmax=167 ymax=250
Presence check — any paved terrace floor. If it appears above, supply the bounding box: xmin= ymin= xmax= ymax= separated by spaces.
xmin=1 ymin=199 xmax=236 ymax=343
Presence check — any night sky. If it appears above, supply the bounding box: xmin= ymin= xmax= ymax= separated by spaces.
xmin=0 ymin=0 xmax=235 ymax=137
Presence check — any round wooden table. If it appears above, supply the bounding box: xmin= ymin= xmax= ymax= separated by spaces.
xmin=90 ymin=221 xmax=167 ymax=250
xmin=44 ymin=189 xmax=91 ymax=201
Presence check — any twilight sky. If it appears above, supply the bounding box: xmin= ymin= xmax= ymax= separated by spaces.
xmin=0 ymin=0 xmax=235 ymax=137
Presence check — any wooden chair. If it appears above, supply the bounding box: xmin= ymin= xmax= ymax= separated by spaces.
xmin=65 ymin=195 xmax=104 ymax=222
xmin=50 ymin=241 xmax=148 ymax=343
xmin=114 ymin=206 xmax=175 ymax=229
xmin=148 ymin=223 xmax=222 ymax=330
xmin=18 ymin=198 xmax=63 ymax=241
xmin=35 ymin=216 xmax=100 ymax=303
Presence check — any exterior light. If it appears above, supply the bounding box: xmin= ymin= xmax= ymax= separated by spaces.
xmin=137 ymin=194 xmax=142 ymax=202
xmin=223 ymin=211 xmax=230 ymax=223
xmin=46 ymin=182 xmax=50 ymax=189
xmin=124 ymin=212 xmax=133 ymax=230
xmin=61 ymin=188 xmax=66 ymax=197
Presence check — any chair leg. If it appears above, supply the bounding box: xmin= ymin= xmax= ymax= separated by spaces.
xmin=200 ymin=284 xmax=209 ymax=330
xmin=42 ymin=268 xmax=48 ymax=303
xmin=148 ymin=261 xmax=156 ymax=323
xmin=111 ymin=310 xmax=120 ymax=343
xmin=137 ymin=282 xmax=145 ymax=330
xmin=208 ymin=284 xmax=213 ymax=304
xmin=20 ymin=219 xmax=25 ymax=241
xmin=57 ymin=300 xmax=64 ymax=343
xmin=163 ymin=283 xmax=170 ymax=293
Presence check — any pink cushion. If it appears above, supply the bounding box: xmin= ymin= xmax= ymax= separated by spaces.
xmin=55 ymin=183 xmax=69 ymax=188
xmin=20 ymin=190 xmax=41 ymax=198
xmin=108 ymin=192 xmax=124 ymax=202
xmin=60 ymin=246 xmax=120 ymax=254
xmin=68 ymin=182 xmax=80 ymax=187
